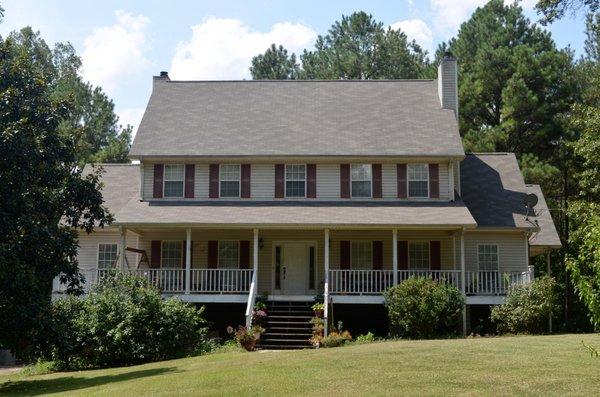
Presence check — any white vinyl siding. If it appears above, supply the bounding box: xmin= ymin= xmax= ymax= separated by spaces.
xmin=464 ymin=232 xmax=527 ymax=273
xmin=142 ymin=162 xmax=451 ymax=201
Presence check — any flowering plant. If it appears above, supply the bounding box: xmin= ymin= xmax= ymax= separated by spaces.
xmin=252 ymin=309 xmax=267 ymax=325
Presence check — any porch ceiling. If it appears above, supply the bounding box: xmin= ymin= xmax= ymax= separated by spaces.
xmin=114 ymin=199 xmax=476 ymax=228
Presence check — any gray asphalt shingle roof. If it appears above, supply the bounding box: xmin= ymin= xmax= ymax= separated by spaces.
xmin=129 ymin=79 xmax=465 ymax=158
xmin=526 ymin=184 xmax=562 ymax=249
xmin=82 ymin=164 xmax=140 ymax=218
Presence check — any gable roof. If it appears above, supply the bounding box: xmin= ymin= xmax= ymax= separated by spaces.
xmin=82 ymin=164 xmax=140 ymax=218
xmin=460 ymin=153 xmax=533 ymax=229
xmin=129 ymin=79 xmax=464 ymax=158
xmin=525 ymin=184 xmax=562 ymax=251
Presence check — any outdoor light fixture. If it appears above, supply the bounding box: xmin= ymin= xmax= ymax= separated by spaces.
xmin=259 ymin=238 xmax=264 ymax=249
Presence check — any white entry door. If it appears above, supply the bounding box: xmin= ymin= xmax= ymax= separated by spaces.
xmin=281 ymin=243 xmax=309 ymax=295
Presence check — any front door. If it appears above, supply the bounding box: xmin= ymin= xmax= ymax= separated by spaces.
xmin=281 ymin=242 xmax=310 ymax=295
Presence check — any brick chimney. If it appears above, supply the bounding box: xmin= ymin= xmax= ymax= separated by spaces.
xmin=437 ymin=53 xmax=458 ymax=119
xmin=153 ymin=71 xmax=170 ymax=83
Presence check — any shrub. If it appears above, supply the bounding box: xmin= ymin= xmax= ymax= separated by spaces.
xmin=320 ymin=331 xmax=352 ymax=348
xmin=39 ymin=272 xmax=208 ymax=369
xmin=354 ymin=332 xmax=376 ymax=344
xmin=384 ymin=276 xmax=465 ymax=339
xmin=491 ymin=276 xmax=558 ymax=334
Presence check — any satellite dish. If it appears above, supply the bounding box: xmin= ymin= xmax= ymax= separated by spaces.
xmin=525 ymin=193 xmax=538 ymax=209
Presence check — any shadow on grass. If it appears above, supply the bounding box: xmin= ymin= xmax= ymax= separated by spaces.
xmin=0 ymin=367 xmax=177 ymax=396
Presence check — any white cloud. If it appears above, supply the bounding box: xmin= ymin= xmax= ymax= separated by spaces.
xmin=116 ymin=107 xmax=145 ymax=137
xmin=430 ymin=0 xmax=537 ymax=35
xmin=169 ymin=17 xmax=317 ymax=80
xmin=390 ymin=19 xmax=434 ymax=53
xmin=82 ymin=10 xmax=150 ymax=95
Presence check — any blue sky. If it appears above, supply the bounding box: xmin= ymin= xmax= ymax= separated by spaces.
xmin=0 ymin=0 xmax=588 ymax=135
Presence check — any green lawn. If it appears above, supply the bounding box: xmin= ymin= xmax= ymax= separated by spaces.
xmin=1 ymin=334 xmax=599 ymax=396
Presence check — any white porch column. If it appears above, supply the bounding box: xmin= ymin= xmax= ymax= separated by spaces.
xmin=392 ymin=229 xmax=398 ymax=286
xmin=245 ymin=229 xmax=260 ymax=329
xmin=324 ymin=228 xmax=330 ymax=337
xmin=460 ymin=228 xmax=467 ymax=336
xmin=253 ymin=228 xmax=259 ymax=277
xmin=185 ymin=228 xmax=191 ymax=295
xmin=119 ymin=226 xmax=127 ymax=270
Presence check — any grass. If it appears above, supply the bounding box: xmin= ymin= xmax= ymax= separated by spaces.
xmin=1 ymin=334 xmax=599 ymax=396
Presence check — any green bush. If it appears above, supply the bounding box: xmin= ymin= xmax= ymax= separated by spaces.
xmin=320 ymin=331 xmax=352 ymax=348
xmin=354 ymin=332 xmax=376 ymax=344
xmin=384 ymin=276 xmax=464 ymax=339
xmin=491 ymin=276 xmax=558 ymax=334
xmin=39 ymin=272 xmax=208 ymax=369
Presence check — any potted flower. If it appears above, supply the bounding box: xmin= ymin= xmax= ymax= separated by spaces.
xmin=251 ymin=325 xmax=265 ymax=341
xmin=312 ymin=302 xmax=325 ymax=318
xmin=252 ymin=309 xmax=267 ymax=325
xmin=231 ymin=325 xmax=256 ymax=351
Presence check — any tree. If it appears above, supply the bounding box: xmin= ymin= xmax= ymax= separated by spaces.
xmin=7 ymin=28 xmax=131 ymax=166
xmin=536 ymin=0 xmax=599 ymax=24
xmin=0 ymin=35 xmax=112 ymax=359
xmin=250 ymin=44 xmax=300 ymax=79
xmin=250 ymin=12 xmax=430 ymax=81
xmin=301 ymin=12 xmax=429 ymax=79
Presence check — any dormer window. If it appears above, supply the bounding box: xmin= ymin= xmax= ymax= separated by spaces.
xmin=408 ymin=164 xmax=429 ymax=198
xmin=164 ymin=164 xmax=184 ymax=197
xmin=285 ymin=164 xmax=306 ymax=198
xmin=351 ymin=164 xmax=372 ymax=198
xmin=220 ymin=165 xmax=240 ymax=198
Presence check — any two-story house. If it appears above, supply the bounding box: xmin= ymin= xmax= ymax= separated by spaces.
xmin=54 ymin=56 xmax=561 ymax=347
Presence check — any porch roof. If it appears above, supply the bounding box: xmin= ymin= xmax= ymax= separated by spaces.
xmin=114 ymin=199 xmax=476 ymax=228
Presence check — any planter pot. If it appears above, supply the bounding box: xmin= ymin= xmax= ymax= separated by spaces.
xmin=314 ymin=308 xmax=324 ymax=318
xmin=242 ymin=340 xmax=256 ymax=352
xmin=253 ymin=332 xmax=261 ymax=341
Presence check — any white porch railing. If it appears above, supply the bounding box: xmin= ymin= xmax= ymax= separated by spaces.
xmin=398 ymin=270 xmax=462 ymax=289
xmin=465 ymin=269 xmax=533 ymax=295
xmin=329 ymin=269 xmax=394 ymax=294
xmin=191 ymin=268 xmax=253 ymax=293
xmin=53 ymin=268 xmax=253 ymax=295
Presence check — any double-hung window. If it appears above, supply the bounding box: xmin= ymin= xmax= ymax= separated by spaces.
xmin=220 ymin=165 xmax=240 ymax=198
xmin=351 ymin=241 xmax=372 ymax=269
xmin=161 ymin=241 xmax=182 ymax=267
xmin=478 ymin=244 xmax=499 ymax=271
xmin=285 ymin=164 xmax=306 ymax=198
xmin=351 ymin=164 xmax=372 ymax=198
xmin=98 ymin=243 xmax=118 ymax=269
xmin=408 ymin=164 xmax=429 ymax=198
xmin=218 ymin=241 xmax=239 ymax=268
xmin=409 ymin=241 xmax=430 ymax=269
xmin=164 ymin=164 xmax=184 ymax=197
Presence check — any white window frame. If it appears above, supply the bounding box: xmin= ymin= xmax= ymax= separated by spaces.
xmin=408 ymin=241 xmax=430 ymax=270
xmin=219 ymin=164 xmax=241 ymax=198
xmin=407 ymin=163 xmax=429 ymax=199
xmin=477 ymin=244 xmax=500 ymax=271
xmin=350 ymin=164 xmax=373 ymax=198
xmin=218 ymin=240 xmax=240 ymax=269
xmin=161 ymin=240 xmax=183 ymax=268
xmin=97 ymin=243 xmax=119 ymax=269
xmin=350 ymin=241 xmax=373 ymax=270
xmin=163 ymin=164 xmax=185 ymax=198
xmin=285 ymin=164 xmax=307 ymax=198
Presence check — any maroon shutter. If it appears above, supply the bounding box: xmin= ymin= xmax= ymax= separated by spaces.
xmin=398 ymin=241 xmax=408 ymax=270
xmin=184 ymin=164 xmax=195 ymax=198
xmin=307 ymin=164 xmax=317 ymax=198
xmin=373 ymin=241 xmax=383 ymax=270
xmin=209 ymin=164 xmax=219 ymax=198
xmin=150 ymin=240 xmax=161 ymax=268
xmin=340 ymin=164 xmax=350 ymax=198
xmin=397 ymin=164 xmax=407 ymax=199
xmin=340 ymin=241 xmax=351 ymax=269
xmin=208 ymin=240 xmax=218 ymax=269
xmin=182 ymin=240 xmax=186 ymax=268
xmin=430 ymin=241 xmax=441 ymax=270
xmin=153 ymin=164 xmax=164 ymax=198
xmin=239 ymin=240 xmax=250 ymax=269
xmin=274 ymin=164 xmax=285 ymax=198
xmin=372 ymin=164 xmax=382 ymax=198
xmin=429 ymin=164 xmax=439 ymax=199
xmin=241 ymin=164 xmax=251 ymax=198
